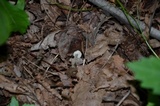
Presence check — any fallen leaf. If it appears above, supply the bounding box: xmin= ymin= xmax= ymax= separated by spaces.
xmin=57 ymin=25 xmax=84 ymax=60
xmin=59 ymin=73 xmax=73 ymax=87
xmin=30 ymin=30 xmax=60 ymax=51
xmin=112 ymin=55 xmax=126 ymax=75
xmin=35 ymin=74 xmax=62 ymax=99
xmin=149 ymin=39 xmax=160 ymax=48
xmin=40 ymin=0 xmax=61 ymax=22
xmin=85 ymin=37 xmax=109 ymax=62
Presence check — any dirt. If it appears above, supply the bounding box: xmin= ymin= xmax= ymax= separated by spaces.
xmin=0 ymin=0 xmax=160 ymax=106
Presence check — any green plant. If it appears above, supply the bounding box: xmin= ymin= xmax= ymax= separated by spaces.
xmin=127 ymin=56 xmax=160 ymax=106
xmin=116 ymin=0 xmax=159 ymax=58
xmin=115 ymin=2 xmax=160 ymax=104
xmin=8 ymin=97 xmax=34 ymax=106
xmin=0 ymin=0 xmax=30 ymax=45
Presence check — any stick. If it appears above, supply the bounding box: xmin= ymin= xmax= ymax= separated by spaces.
xmin=88 ymin=0 xmax=160 ymax=40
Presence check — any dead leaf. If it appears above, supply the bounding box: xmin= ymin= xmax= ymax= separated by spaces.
xmin=13 ymin=65 xmax=22 ymax=77
xmin=58 ymin=0 xmax=71 ymax=5
xmin=85 ymin=35 xmax=109 ymax=62
xmin=71 ymin=80 xmax=105 ymax=106
xmin=0 ymin=75 xmax=27 ymax=94
xmin=104 ymin=22 xmax=123 ymax=45
xmin=30 ymin=30 xmax=60 ymax=51
xmin=112 ymin=55 xmax=126 ymax=75
xmin=28 ymin=25 xmax=40 ymax=34
xmin=57 ymin=25 xmax=84 ymax=60
xmin=78 ymin=23 xmax=92 ymax=33
xmin=61 ymin=89 xmax=70 ymax=99
xmin=149 ymin=39 xmax=160 ymax=48
xmin=40 ymin=0 xmax=61 ymax=22
xmin=35 ymin=74 xmax=62 ymax=99
xmin=59 ymin=73 xmax=73 ymax=87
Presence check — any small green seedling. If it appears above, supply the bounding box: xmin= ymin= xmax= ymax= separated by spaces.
xmin=8 ymin=97 xmax=34 ymax=106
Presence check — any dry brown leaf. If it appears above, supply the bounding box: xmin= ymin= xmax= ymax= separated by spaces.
xmin=104 ymin=22 xmax=123 ymax=45
xmin=78 ymin=22 xmax=94 ymax=33
xmin=0 ymin=75 xmax=22 ymax=93
xmin=85 ymin=35 xmax=109 ymax=62
xmin=57 ymin=25 xmax=84 ymax=60
xmin=58 ymin=0 xmax=71 ymax=5
xmin=26 ymin=11 xmax=36 ymax=23
xmin=28 ymin=25 xmax=40 ymax=34
xmin=40 ymin=0 xmax=61 ymax=22
xmin=112 ymin=55 xmax=126 ymax=75
xmin=72 ymin=49 xmax=138 ymax=106
xmin=35 ymin=74 xmax=62 ymax=99
xmin=108 ymin=0 xmax=115 ymax=3
xmin=17 ymin=95 xmax=38 ymax=105
xmin=0 ymin=0 xmax=146 ymax=105
xmin=141 ymin=0 xmax=158 ymax=13
xmin=0 ymin=63 xmax=13 ymax=76
xmin=35 ymin=88 xmax=44 ymax=105
xmin=42 ymin=55 xmax=57 ymax=68
xmin=149 ymin=39 xmax=160 ymax=48
xmin=72 ymin=55 xmax=110 ymax=106
xmin=57 ymin=31 xmax=73 ymax=60
xmin=31 ymin=30 xmax=60 ymax=51
xmin=71 ymin=80 xmax=105 ymax=106
xmin=61 ymin=89 xmax=70 ymax=99
xmin=59 ymin=73 xmax=73 ymax=87
xmin=13 ymin=65 xmax=22 ymax=77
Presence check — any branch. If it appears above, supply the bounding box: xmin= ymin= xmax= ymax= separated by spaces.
xmin=88 ymin=0 xmax=160 ymax=40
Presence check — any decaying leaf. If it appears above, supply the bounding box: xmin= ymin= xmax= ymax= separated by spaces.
xmin=85 ymin=34 xmax=109 ymax=62
xmin=28 ymin=25 xmax=40 ymax=34
xmin=0 ymin=0 xmax=150 ymax=105
xmin=104 ymin=22 xmax=123 ymax=45
xmin=112 ymin=55 xmax=126 ymax=75
xmin=59 ymin=73 xmax=73 ymax=87
xmin=30 ymin=30 xmax=60 ymax=51
xmin=0 ymin=75 xmax=22 ymax=93
xmin=72 ymin=52 xmax=137 ymax=106
xmin=61 ymin=89 xmax=70 ymax=99
xmin=57 ymin=25 xmax=84 ymax=60
xmin=149 ymin=39 xmax=160 ymax=48
xmin=13 ymin=65 xmax=22 ymax=77
xmin=35 ymin=74 xmax=62 ymax=99
xmin=40 ymin=0 xmax=61 ymax=22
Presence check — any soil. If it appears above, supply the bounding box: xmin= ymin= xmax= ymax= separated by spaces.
xmin=0 ymin=0 xmax=160 ymax=106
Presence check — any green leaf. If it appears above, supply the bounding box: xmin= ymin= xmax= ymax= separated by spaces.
xmin=23 ymin=104 xmax=35 ymax=106
xmin=0 ymin=9 xmax=11 ymax=45
xmin=16 ymin=0 xmax=25 ymax=10
xmin=0 ymin=0 xmax=30 ymax=45
xmin=127 ymin=56 xmax=160 ymax=95
xmin=147 ymin=102 xmax=155 ymax=106
xmin=147 ymin=90 xmax=160 ymax=106
xmin=9 ymin=97 xmax=19 ymax=106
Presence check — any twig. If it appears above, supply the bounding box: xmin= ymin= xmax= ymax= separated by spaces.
xmin=46 ymin=0 xmax=93 ymax=12
xmin=116 ymin=0 xmax=159 ymax=58
xmin=116 ymin=89 xmax=131 ymax=106
xmin=93 ymin=16 xmax=111 ymax=44
xmin=44 ymin=54 xmax=59 ymax=76
xmin=88 ymin=0 xmax=160 ymax=40
xmin=23 ymin=56 xmax=45 ymax=71
xmin=101 ymin=41 xmax=120 ymax=69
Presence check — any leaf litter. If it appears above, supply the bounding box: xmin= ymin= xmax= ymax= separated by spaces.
xmin=1 ymin=0 xmax=160 ymax=105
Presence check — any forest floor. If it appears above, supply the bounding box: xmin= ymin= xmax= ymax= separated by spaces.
xmin=0 ymin=0 xmax=160 ymax=106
